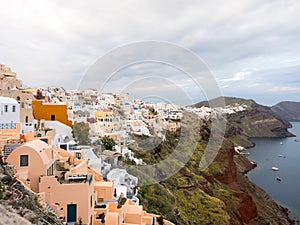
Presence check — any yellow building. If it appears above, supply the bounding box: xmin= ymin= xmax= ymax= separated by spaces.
xmin=95 ymin=110 xmax=114 ymax=133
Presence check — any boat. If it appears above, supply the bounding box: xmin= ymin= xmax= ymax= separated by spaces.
xmin=240 ymin=152 xmax=250 ymax=156
xmin=280 ymin=142 xmax=283 ymax=145
xmin=276 ymin=176 xmax=281 ymax=181
xmin=272 ymin=166 xmax=279 ymax=171
xmin=278 ymin=154 xmax=283 ymax=157
xmin=295 ymin=139 xmax=300 ymax=142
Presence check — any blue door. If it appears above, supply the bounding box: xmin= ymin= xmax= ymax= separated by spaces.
xmin=67 ymin=204 xmax=77 ymax=222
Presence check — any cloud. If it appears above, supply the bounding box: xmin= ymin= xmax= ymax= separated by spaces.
xmin=219 ymin=71 xmax=251 ymax=83
xmin=268 ymin=86 xmax=300 ymax=93
xmin=0 ymin=0 xmax=300 ymax=105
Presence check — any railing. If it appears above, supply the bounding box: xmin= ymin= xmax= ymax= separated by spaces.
xmin=45 ymin=202 xmax=60 ymax=218
xmin=0 ymin=123 xmax=16 ymax=129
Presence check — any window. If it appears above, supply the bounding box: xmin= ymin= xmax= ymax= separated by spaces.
xmin=4 ymin=105 xmax=8 ymax=112
xmin=76 ymin=152 xmax=81 ymax=159
xmin=21 ymin=102 xmax=24 ymax=108
xmin=25 ymin=116 xmax=29 ymax=123
xmin=20 ymin=155 xmax=28 ymax=167
xmin=60 ymin=144 xmax=67 ymax=150
xmin=40 ymin=138 xmax=48 ymax=144
xmin=12 ymin=105 xmax=16 ymax=112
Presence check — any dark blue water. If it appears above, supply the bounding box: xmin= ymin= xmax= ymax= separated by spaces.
xmin=247 ymin=122 xmax=300 ymax=221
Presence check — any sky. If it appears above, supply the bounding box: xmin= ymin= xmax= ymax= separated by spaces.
xmin=1 ymin=0 xmax=300 ymax=106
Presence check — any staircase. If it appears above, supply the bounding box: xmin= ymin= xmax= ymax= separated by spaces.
xmin=45 ymin=202 xmax=59 ymax=218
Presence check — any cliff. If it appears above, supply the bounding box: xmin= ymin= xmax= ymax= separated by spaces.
xmin=196 ymin=97 xmax=294 ymax=148
xmin=272 ymin=101 xmax=300 ymax=121
xmin=131 ymin=104 xmax=293 ymax=224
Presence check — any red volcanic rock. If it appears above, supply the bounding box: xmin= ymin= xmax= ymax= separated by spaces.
xmin=213 ymin=142 xmax=237 ymax=184
xmin=234 ymin=192 xmax=258 ymax=223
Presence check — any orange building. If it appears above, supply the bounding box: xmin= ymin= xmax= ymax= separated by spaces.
xmin=32 ymin=100 xmax=72 ymax=127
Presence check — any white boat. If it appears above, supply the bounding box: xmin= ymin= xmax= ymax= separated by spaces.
xmin=280 ymin=142 xmax=283 ymax=145
xmin=272 ymin=166 xmax=279 ymax=171
xmin=240 ymin=152 xmax=250 ymax=156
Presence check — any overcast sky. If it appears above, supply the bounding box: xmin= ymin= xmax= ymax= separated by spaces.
xmin=1 ymin=0 xmax=300 ymax=105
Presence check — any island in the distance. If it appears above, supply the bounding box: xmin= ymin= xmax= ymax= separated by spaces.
xmin=272 ymin=101 xmax=300 ymax=122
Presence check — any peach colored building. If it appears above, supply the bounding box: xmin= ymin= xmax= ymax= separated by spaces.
xmin=6 ymin=139 xmax=174 ymax=225
xmin=6 ymin=139 xmax=56 ymax=192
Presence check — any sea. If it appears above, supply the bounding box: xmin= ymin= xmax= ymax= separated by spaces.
xmin=247 ymin=122 xmax=300 ymax=222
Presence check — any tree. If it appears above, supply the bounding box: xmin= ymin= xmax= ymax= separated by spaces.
xmin=72 ymin=122 xmax=91 ymax=145
xmin=101 ymin=136 xmax=116 ymax=150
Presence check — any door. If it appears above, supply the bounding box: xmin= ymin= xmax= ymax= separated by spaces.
xmin=51 ymin=114 xmax=55 ymax=121
xmin=67 ymin=204 xmax=77 ymax=222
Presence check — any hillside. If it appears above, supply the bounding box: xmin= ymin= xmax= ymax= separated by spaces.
xmin=129 ymin=109 xmax=293 ymax=225
xmin=194 ymin=97 xmax=294 ymax=147
xmin=272 ymin=101 xmax=300 ymax=121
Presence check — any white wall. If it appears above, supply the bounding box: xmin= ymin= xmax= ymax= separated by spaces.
xmin=0 ymin=97 xmax=20 ymax=124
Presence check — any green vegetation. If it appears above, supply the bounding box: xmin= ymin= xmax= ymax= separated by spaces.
xmin=130 ymin=106 xmax=293 ymax=225
xmin=130 ymin=112 xmax=233 ymax=224
xmin=72 ymin=122 xmax=91 ymax=145
xmin=101 ymin=136 xmax=116 ymax=150
xmin=123 ymin=153 xmax=136 ymax=165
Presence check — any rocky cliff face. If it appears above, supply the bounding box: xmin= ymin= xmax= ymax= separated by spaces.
xmin=133 ymin=101 xmax=294 ymax=225
xmin=272 ymin=101 xmax=300 ymax=121
xmin=196 ymin=97 xmax=294 ymax=148
xmin=136 ymin=133 xmax=293 ymax=224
